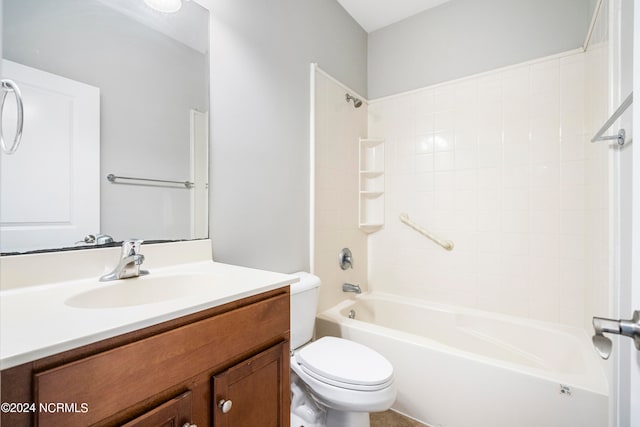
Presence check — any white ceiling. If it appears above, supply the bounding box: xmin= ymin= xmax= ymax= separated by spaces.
xmin=96 ymin=0 xmax=209 ymax=53
xmin=336 ymin=0 xmax=453 ymax=33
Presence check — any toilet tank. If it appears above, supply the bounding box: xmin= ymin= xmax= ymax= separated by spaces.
xmin=289 ymin=272 xmax=321 ymax=350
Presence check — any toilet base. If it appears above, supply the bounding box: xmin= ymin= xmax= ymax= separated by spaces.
xmin=291 ymin=412 xmax=323 ymax=427
xmin=326 ymin=409 xmax=370 ymax=427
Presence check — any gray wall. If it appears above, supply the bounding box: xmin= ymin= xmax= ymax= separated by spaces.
xmin=209 ymin=0 xmax=367 ymax=272
xmin=368 ymin=0 xmax=591 ymax=98
xmin=4 ymin=0 xmax=208 ymax=243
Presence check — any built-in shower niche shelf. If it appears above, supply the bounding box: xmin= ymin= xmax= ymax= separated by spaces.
xmin=359 ymin=138 xmax=385 ymax=233
xmin=359 ymin=223 xmax=385 ymax=233
xmin=360 ymin=191 xmax=384 ymax=197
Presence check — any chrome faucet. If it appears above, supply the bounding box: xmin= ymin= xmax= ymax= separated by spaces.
xmin=100 ymin=239 xmax=149 ymax=281
xmin=342 ymin=283 xmax=361 ymax=294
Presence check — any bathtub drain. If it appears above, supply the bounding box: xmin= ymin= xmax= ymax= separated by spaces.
xmin=559 ymin=384 xmax=572 ymax=396
xmin=348 ymin=309 xmax=356 ymax=319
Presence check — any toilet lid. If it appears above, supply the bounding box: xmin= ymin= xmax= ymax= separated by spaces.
xmin=295 ymin=337 xmax=393 ymax=390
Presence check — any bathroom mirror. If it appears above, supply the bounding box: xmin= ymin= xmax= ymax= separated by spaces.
xmin=0 ymin=0 xmax=210 ymax=254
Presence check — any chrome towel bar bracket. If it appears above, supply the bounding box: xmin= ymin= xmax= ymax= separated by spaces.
xmin=591 ymin=92 xmax=632 ymax=146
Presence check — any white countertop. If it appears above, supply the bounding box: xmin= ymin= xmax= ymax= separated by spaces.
xmin=0 ymin=257 xmax=297 ymax=370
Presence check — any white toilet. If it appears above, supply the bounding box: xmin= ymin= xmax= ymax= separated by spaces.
xmin=289 ymin=272 xmax=396 ymax=427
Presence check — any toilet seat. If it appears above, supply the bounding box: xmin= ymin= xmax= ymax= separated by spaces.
xmin=294 ymin=336 xmax=393 ymax=391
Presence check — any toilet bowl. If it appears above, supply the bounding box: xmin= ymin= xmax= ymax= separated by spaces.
xmin=289 ymin=272 xmax=396 ymax=427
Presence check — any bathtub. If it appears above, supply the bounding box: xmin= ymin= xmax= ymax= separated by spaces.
xmin=315 ymin=292 xmax=608 ymax=427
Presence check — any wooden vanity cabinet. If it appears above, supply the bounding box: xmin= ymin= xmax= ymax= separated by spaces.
xmin=120 ymin=391 xmax=193 ymax=427
xmin=212 ymin=343 xmax=288 ymax=427
xmin=0 ymin=287 xmax=290 ymax=427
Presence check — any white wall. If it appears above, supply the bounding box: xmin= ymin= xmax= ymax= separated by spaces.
xmin=368 ymin=0 xmax=591 ymax=98
xmin=313 ymin=69 xmax=368 ymax=311
xmin=366 ymin=49 xmax=609 ymax=328
xmin=209 ymin=0 xmax=367 ymax=273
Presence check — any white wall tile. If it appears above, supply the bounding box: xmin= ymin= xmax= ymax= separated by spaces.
xmin=416 ymin=153 xmax=435 ymax=173
xmin=434 ymin=171 xmax=455 ymax=191
xmin=531 ymin=164 xmax=560 ymax=188
xmin=455 ymin=170 xmax=478 ymax=190
xmin=434 ymin=131 xmax=455 ymax=152
xmin=416 ymin=134 xmax=435 ymax=154
xmin=503 ymin=142 xmax=530 ymax=167
xmin=415 ymin=172 xmax=435 ymax=192
xmin=561 ymin=134 xmax=585 ymax=161
xmin=415 ymin=114 xmax=434 ymax=135
xmin=455 ymin=148 xmax=478 ymax=170
xmin=314 ymin=73 xmax=368 ymax=311
xmin=477 ymin=168 xmax=502 ymax=188
xmin=477 ymin=210 xmax=502 ymax=232
xmin=365 ymin=50 xmax=608 ymax=329
xmin=434 ymin=152 xmax=455 ymax=171
xmin=455 ymin=127 xmax=479 ymax=150
xmin=503 ymin=188 xmax=529 ymax=211
xmin=561 ymin=160 xmax=585 ymax=188
xmin=477 ymin=144 xmax=503 ymax=168
xmin=503 ymin=166 xmax=530 ymax=188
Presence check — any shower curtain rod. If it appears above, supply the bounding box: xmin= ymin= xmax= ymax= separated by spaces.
xmin=591 ymin=92 xmax=633 ymax=146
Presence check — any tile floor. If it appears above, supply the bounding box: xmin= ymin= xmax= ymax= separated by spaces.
xmin=370 ymin=410 xmax=428 ymax=427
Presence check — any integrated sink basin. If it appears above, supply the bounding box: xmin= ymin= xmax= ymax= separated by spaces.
xmin=65 ymin=273 xmax=214 ymax=309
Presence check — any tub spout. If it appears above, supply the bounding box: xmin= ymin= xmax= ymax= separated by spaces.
xmin=342 ymin=283 xmax=361 ymax=294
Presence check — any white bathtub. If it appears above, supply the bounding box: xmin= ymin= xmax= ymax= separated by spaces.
xmin=316 ymin=292 xmax=608 ymax=427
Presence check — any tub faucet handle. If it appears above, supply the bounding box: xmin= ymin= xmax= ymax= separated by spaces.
xmin=592 ymin=311 xmax=640 ymax=359
xmin=339 ymin=248 xmax=353 ymax=270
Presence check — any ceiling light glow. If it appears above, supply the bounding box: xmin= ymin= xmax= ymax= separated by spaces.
xmin=143 ymin=0 xmax=182 ymax=13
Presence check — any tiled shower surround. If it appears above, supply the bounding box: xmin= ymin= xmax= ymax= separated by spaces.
xmin=367 ymin=50 xmax=609 ymax=328
xmin=314 ymin=70 xmax=369 ymax=312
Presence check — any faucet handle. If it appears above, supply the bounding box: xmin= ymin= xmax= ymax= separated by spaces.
xmin=122 ymin=239 xmax=144 ymax=256
xmin=339 ymin=248 xmax=353 ymax=270
xmin=592 ymin=311 xmax=640 ymax=359
xmin=77 ymin=234 xmax=114 ymax=245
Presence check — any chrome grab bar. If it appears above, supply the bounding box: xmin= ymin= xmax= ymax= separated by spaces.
xmin=592 ymin=311 xmax=640 ymax=359
xmin=399 ymin=213 xmax=454 ymax=251
xmin=107 ymin=173 xmax=194 ymax=188
xmin=0 ymin=79 xmax=24 ymax=155
xmin=591 ymin=92 xmax=633 ymax=146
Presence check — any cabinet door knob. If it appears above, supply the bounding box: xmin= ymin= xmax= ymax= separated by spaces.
xmin=218 ymin=399 xmax=233 ymax=413
xmin=182 ymin=423 xmax=197 ymax=427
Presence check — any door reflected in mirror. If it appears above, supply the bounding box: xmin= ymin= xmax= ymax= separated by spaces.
xmin=1 ymin=0 xmax=210 ymax=254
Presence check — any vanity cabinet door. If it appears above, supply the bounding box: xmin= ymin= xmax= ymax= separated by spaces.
xmin=212 ymin=342 xmax=289 ymax=427
xmin=121 ymin=391 xmax=193 ymax=427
